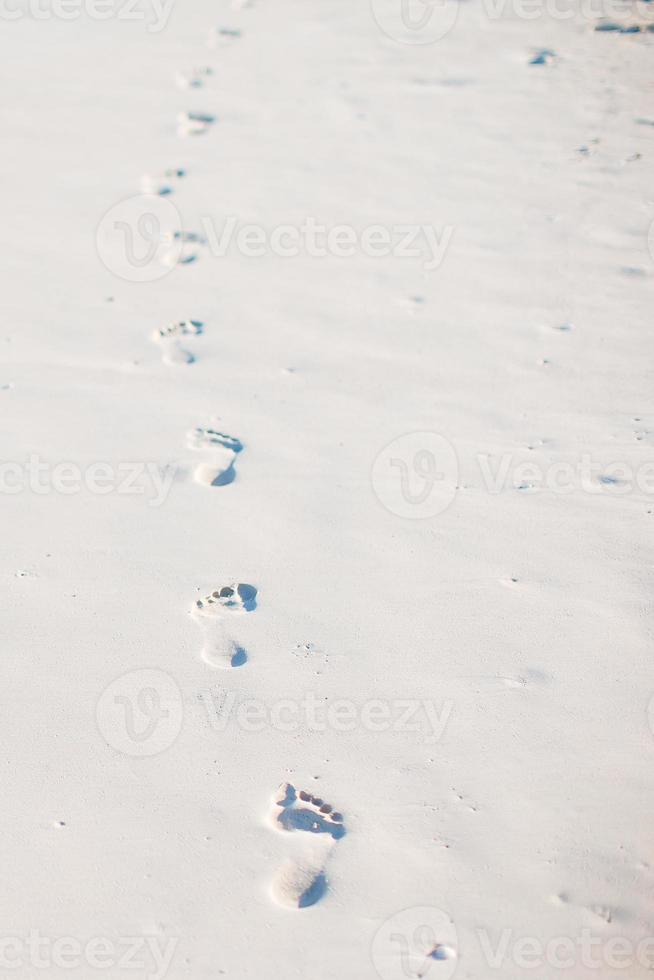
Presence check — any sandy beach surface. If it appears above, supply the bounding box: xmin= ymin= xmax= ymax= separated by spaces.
xmin=1 ymin=0 xmax=653 ymax=977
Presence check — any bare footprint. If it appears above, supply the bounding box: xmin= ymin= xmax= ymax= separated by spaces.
xmin=187 ymin=425 xmax=244 ymax=487
xmin=159 ymin=230 xmax=207 ymax=268
xmin=268 ymin=783 xmax=345 ymax=909
xmin=594 ymin=19 xmax=650 ymax=32
xmin=207 ymin=26 xmax=241 ymax=49
xmin=161 ymin=244 xmax=199 ymax=268
xmin=175 ymin=66 xmax=212 ymax=89
xmin=141 ymin=167 xmax=185 ymax=196
xmin=168 ymin=230 xmax=207 ymax=245
xmin=192 ymin=583 xmax=257 ymax=668
xmin=528 ymin=48 xmax=556 ymax=65
xmin=176 ymin=111 xmax=215 ymax=137
xmin=153 ymin=320 xmax=203 ymax=365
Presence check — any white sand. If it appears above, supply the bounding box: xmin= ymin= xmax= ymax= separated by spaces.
xmin=1 ymin=1 xmax=653 ymax=977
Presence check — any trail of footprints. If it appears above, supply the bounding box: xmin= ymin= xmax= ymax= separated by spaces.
xmin=133 ymin=12 xmax=350 ymax=917
xmin=191 ymin=583 xmax=349 ymax=906
xmin=123 ymin=2 xmax=641 ymax=935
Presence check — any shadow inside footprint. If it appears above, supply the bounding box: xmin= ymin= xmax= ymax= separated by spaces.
xmin=429 ymin=945 xmax=456 ymax=962
xmin=209 ymin=462 xmax=236 ymax=487
xmin=298 ymin=872 xmax=327 ymax=908
xmin=231 ymin=646 xmax=248 ymax=668
xmin=185 ymin=112 xmax=215 ymax=124
xmin=277 ymin=804 xmax=345 ymax=840
xmin=197 ymin=584 xmax=257 ymax=615
xmin=236 ymin=583 xmax=257 ymax=611
xmin=217 ymin=435 xmax=243 ymax=454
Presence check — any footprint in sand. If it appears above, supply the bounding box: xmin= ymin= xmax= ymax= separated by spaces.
xmin=192 ymin=583 xmax=257 ymax=668
xmin=176 ymin=111 xmax=215 ymax=137
xmin=169 ymin=230 xmax=207 ymax=245
xmin=152 ymin=319 xmax=203 ymax=366
xmin=175 ymin=67 xmax=213 ymax=90
xmin=594 ymin=19 xmax=651 ymax=32
xmin=268 ymin=783 xmax=345 ymax=910
xmin=529 ymin=48 xmax=556 ymax=65
xmin=161 ymin=230 xmax=208 ymax=268
xmin=141 ymin=167 xmax=185 ymax=196
xmin=207 ymin=26 xmax=241 ymax=49
xmin=187 ymin=425 xmax=244 ymax=487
